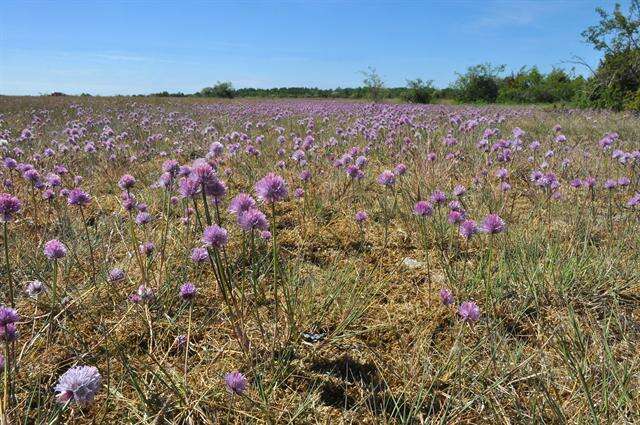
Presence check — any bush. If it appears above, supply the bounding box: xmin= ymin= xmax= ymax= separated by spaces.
xmin=453 ymin=63 xmax=505 ymax=103
xmin=577 ymin=49 xmax=640 ymax=110
xmin=200 ymin=82 xmax=236 ymax=98
xmin=498 ymin=67 xmax=585 ymax=104
xmin=401 ymin=79 xmax=435 ymax=103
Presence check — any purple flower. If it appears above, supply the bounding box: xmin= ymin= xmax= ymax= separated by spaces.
xmin=459 ymin=219 xmax=478 ymax=239
xmin=25 ymin=280 xmax=45 ymax=297
xmin=139 ymin=241 xmax=155 ymax=257
xmin=618 ymin=177 xmax=631 ymax=187
xmin=448 ymin=210 xmax=465 ymax=224
xmin=355 ymin=211 xmax=368 ymax=223
xmin=394 ymin=163 xmax=407 ymax=176
xmin=604 ymin=179 xmax=617 ymax=190
xmin=228 ymin=193 xmax=256 ymax=215
xmin=583 ymin=176 xmax=596 ymax=189
xmin=108 ymin=268 xmax=125 ymax=283
xmin=224 ymin=371 xmax=248 ymax=395
xmin=190 ymin=247 xmax=208 ymax=263
xmin=255 ymin=173 xmax=288 ymax=204
xmin=459 ymin=301 xmax=480 ymax=323
xmin=178 ymin=178 xmax=200 ymax=199
xmin=299 ymin=170 xmax=312 ymax=182
xmin=430 ymin=190 xmax=447 ymax=205
xmin=44 ymin=239 xmax=67 ymax=260
xmin=413 ymin=201 xmax=433 ymax=217
xmin=377 ymin=170 xmax=396 ymax=187
xmin=0 ymin=323 xmax=17 ymax=342
xmin=570 ymin=178 xmax=582 ymax=188
xmin=55 ymin=365 xmax=101 ymax=405
xmin=0 ymin=193 xmax=21 ymax=222
xmin=0 ymin=306 xmax=19 ymax=325
xmin=67 ymin=188 xmax=91 ymax=207
xmin=238 ymin=208 xmax=269 ymax=232
xmin=627 ymin=193 xmax=640 ymax=207
xmin=179 ymin=282 xmax=197 ymax=301
xmin=481 ymin=214 xmax=506 ymax=234
xmin=439 ymin=289 xmax=454 ymax=306
xmin=202 ymin=225 xmax=228 ymax=248
xmin=453 ymin=185 xmax=467 ymax=197
xmin=130 ymin=285 xmax=155 ymax=303
xmin=135 ymin=212 xmax=152 ymax=225
xmin=203 ymin=177 xmax=227 ymax=199
xmin=118 ymin=174 xmax=136 ymax=190
xmin=260 ymin=230 xmax=272 ymax=240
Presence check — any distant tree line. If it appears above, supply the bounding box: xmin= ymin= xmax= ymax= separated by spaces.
xmin=146 ymin=1 xmax=639 ymax=111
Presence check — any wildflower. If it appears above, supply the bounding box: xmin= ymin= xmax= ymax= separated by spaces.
xmin=627 ymin=193 xmax=640 ymax=207
xmin=459 ymin=219 xmax=478 ymax=239
xmin=430 ymin=190 xmax=447 ymax=205
xmin=481 ymin=214 xmax=506 ymax=234
xmin=0 ymin=306 xmax=19 ymax=326
xmin=453 ymin=185 xmax=467 ymax=197
xmin=0 ymin=306 xmax=19 ymax=342
xmin=228 ymin=193 xmax=256 ymax=215
xmin=355 ymin=211 xmax=368 ymax=223
xmin=174 ymin=334 xmax=187 ymax=348
xmin=448 ymin=210 xmax=465 ymax=224
xmin=394 ymin=163 xmax=407 ymax=176
xmin=260 ymin=230 xmax=272 ymax=240
xmin=202 ymin=225 xmax=228 ymax=248
xmin=67 ymin=188 xmax=91 ymax=207
xmin=458 ymin=301 xmax=480 ymax=323
xmin=139 ymin=241 xmax=155 ymax=257
xmin=604 ymin=179 xmax=617 ymax=190
xmin=299 ymin=170 xmax=311 ymax=182
xmin=618 ymin=177 xmax=630 ymax=187
xmin=255 ymin=173 xmax=288 ymax=204
xmin=413 ymin=201 xmax=433 ymax=217
xmin=377 ymin=170 xmax=396 ymax=187
xmin=179 ymin=282 xmax=197 ymax=301
xmin=0 ymin=323 xmax=17 ymax=342
xmin=135 ymin=212 xmax=152 ymax=225
xmin=238 ymin=208 xmax=269 ymax=232
xmin=0 ymin=193 xmax=21 ymax=222
xmin=178 ymin=178 xmax=200 ymax=198
xmin=439 ymin=289 xmax=454 ymax=306
xmin=108 ymin=268 xmax=125 ymax=283
xmin=224 ymin=371 xmax=248 ymax=395
xmin=570 ymin=178 xmax=582 ymax=188
xmin=190 ymin=247 xmax=208 ymax=263
xmin=583 ymin=176 xmax=596 ymax=188
xmin=118 ymin=174 xmax=136 ymax=190
xmin=203 ymin=177 xmax=227 ymax=199
xmin=44 ymin=239 xmax=67 ymax=260
xmin=25 ymin=280 xmax=45 ymax=297
xmin=54 ymin=365 xmax=101 ymax=405
xmin=130 ymin=285 xmax=154 ymax=303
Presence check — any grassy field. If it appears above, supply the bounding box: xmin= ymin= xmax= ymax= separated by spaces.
xmin=0 ymin=96 xmax=638 ymax=423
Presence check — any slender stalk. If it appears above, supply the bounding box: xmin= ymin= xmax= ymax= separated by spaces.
xmin=184 ymin=304 xmax=192 ymax=381
xmin=3 ymin=223 xmax=13 ymax=308
xmin=79 ymin=207 xmax=97 ymax=284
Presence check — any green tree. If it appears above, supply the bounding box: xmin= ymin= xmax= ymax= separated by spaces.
xmin=453 ymin=63 xmax=505 ymax=103
xmin=579 ymin=1 xmax=640 ymax=110
xmin=360 ymin=66 xmax=386 ymax=102
xmin=200 ymin=81 xmax=236 ymax=98
xmin=401 ymin=79 xmax=435 ymax=103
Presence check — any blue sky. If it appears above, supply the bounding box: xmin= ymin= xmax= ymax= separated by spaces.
xmin=0 ymin=0 xmax=629 ymax=95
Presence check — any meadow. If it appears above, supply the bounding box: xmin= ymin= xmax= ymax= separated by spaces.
xmin=0 ymin=96 xmax=638 ymax=423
